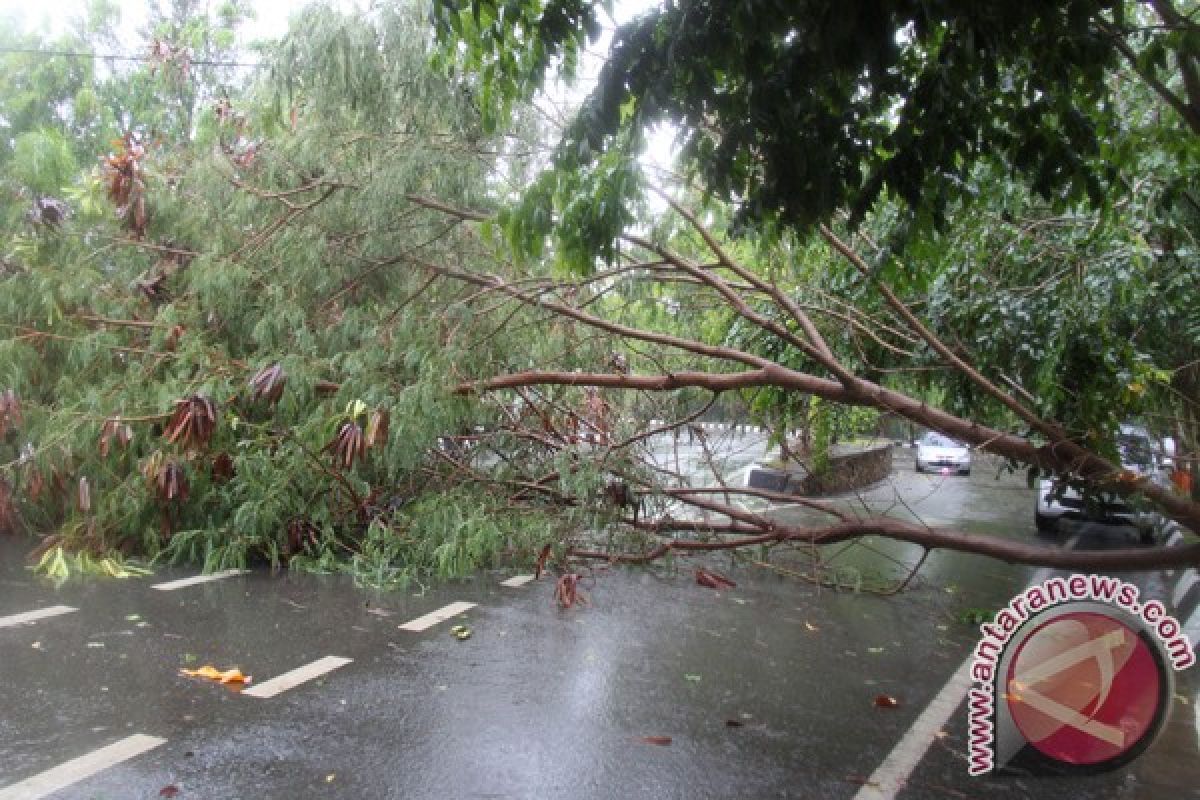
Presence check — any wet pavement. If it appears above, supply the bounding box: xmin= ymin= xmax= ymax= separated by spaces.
xmin=0 ymin=432 xmax=1196 ymax=799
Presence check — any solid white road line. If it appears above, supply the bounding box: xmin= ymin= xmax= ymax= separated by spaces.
xmin=1173 ymin=569 xmax=1199 ymax=609
xmin=151 ymin=569 xmax=249 ymax=591
xmin=0 ymin=733 xmax=166 ymax=800
xmin=500 ymin=575 xmax=534 ymax=588
xmin=1184 ymin=603 xmax=1200 ymax=642
xmin=853 ymin=560 xmax=1081 ymax=799
xmin=398 ymin=601 xmax=476 ymax=632
xmin=242 ymin=655 xmax=353 ymax=699
xmin=852 ymin=658 xmax=975 ymax=800
xmin=0 ymin=605 xmax=77 ymax=629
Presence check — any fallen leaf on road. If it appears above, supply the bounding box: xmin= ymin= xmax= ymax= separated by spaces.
xmin=804 ymin=622 xmax=819 ymax=632
xmin=179 ymin=665 xmax=251 ymax=684
xmin=325 ymin=774 xmax=336 ymax=783
xmin=554 ymin=573 xmax=588 ymax=609
xmin=695 ymin=568 xmax=736 ymax=590
xmin=725 ymin=719 xmax=744 ymax=728
xmin=159 ymin=786 xmax=181 ymax=797
xmin=684 ymin=673 xmax=702 ymax=683
xmin=640 ymin=736 xmax=672 ymax=746
xmin=874 ymin=694 xmax=900 ymax=709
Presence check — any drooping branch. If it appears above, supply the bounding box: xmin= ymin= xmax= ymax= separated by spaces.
xmin=653 ymin=189 xmax=836 ymax=363
xmin=569 ymin=516 xmax=1200 ymax=570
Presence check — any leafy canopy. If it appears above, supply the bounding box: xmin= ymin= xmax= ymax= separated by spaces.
xmin=434 ymin=0 xmax=1136 ymax=250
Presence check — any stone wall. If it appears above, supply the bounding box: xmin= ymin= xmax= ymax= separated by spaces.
xmin=795 ymin=444 xmax=893 ymax=496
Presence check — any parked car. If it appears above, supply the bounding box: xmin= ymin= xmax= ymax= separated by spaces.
xmin=915 ymin=432 xmax=971 ymax=475
xmin=1034 ymin=424 xmax=1170 ymax=542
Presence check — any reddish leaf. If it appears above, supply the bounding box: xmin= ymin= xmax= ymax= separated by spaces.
xmin=164 ymin=395 xmax=217 ymax=451
xmin=364 ymin=409 xmax=390 ymax=450
xmin=325 ymin=422 xmax=365 ymax=469
xmin=24 ymin=467 xmax=44 ymax=503
xmin=640 ymin=736 xmax=672 ymax=746
xmin=0 ymin=478 xmax=16 ymax=535
xmin=554 ymin=573 xmax=589 ymax=610
xmin=534 ymin=543 xmax=552 ymax=579
xmin=0 ymin=388 xmax=21 ymax=437
xmin=77 ymin=477 xmax=91 ymax=514
xmin=98 ymin=416 xmax=132 ymax=458
xmin=248 ymin=363 xmax=287 ymax=405
xmin=211 ymin=453 xmax=235 ymax=483
xmin=695 ymin=568 xmax=737 ymax=590
xmin=164 ymin=325 xmax=185 ymax=351
xmin=284 ymin=517 xmax=321 ymax=559
xmin=159 ymin=786 xmax=181 ymax=798
xmin=874 ymin=694 xmax=900 ymax=709
xmin=154 ymin=461 xmax=189 ymax=505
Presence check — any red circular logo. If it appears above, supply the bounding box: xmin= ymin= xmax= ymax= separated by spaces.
xmin=1005 ymin=611 xmax=1163 ymax=766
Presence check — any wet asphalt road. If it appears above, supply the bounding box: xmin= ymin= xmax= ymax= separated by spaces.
xmin=0 ymin=432 xmax=1196 ymax=799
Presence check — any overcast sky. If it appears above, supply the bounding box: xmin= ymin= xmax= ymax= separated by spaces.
xmin=0 ymin=0 xmax=675 ymax=170
xmin=0 ymin=0 xmax=365 ymax=44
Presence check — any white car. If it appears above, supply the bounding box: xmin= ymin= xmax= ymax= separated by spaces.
xmin=1034 ymin=424 xmax=1169 ymax=541
xmin=915 ymin=432 xmax=971 ymax=475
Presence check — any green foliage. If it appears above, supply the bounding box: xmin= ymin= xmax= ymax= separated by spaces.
xmin=0 ymin=1 xmax=574 ymax=583
xmin=11 ymin=130 xmax=79 ymax=194
xmin=435 ymin=0 xmax=1147 ymax=252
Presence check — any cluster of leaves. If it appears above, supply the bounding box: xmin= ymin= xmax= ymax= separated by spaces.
xmin=436 ymin=0 xmax=1141 ymax=257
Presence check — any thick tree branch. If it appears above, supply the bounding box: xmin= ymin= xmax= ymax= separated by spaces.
xmin=569 ymin=516 xmax=1200 ymax=569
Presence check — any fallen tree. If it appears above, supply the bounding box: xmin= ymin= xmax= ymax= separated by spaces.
xmin=415 ymin=0 xmax=1200 ymax=577
xmin=404 ymin=193 xmax=1200 ymax=575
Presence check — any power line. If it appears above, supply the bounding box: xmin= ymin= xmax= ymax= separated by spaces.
xmin=0 ymin=46 xmax=262 ymax=68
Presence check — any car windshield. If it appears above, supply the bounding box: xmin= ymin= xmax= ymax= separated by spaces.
xmin=920 ymin=433 xmax=962 ymax=448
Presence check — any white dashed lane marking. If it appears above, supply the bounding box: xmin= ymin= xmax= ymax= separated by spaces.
xmin=242 ymin=655 xmax=353 ymax=699
xmin=398 ymin=601 xmax=476 ymax=632
xmin=0 ymin=733 xmax=165 ymax=800
xmin=151 ymin=569 xmax=249 ymax=591
xmin=0 ymin=605 xmax=77 ymax=629
xmin=500 ymin=575 xmax=534 ymax=588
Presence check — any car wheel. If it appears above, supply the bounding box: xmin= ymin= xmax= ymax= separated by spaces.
xmin=914 ymin=464 xmax=923 ymax=473
xmin=1035 ymin=512 xmax=1058 ymax=536
xmin=1137 ymin=525 xmax=1157 ymax=546
xmin=961 ymin=469 xmax=971 ymax=476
